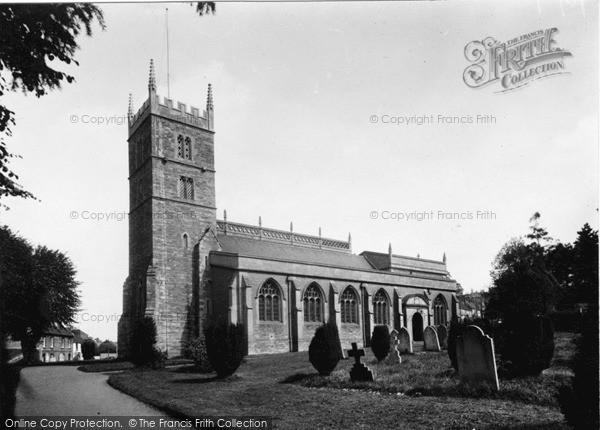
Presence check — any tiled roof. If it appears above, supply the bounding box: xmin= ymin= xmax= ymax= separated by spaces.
xmin=216 ymin=234 xmax=373 ymax=271
xmin=43 ymin=324 xmax=74 ymax=337
xmin=71 ymin=329 xmax=89 ymax=343
xmin=216 ymin=220 xmax=350 ymax=252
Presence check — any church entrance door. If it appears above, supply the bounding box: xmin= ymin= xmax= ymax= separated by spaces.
xmin=412 ymin=312 xmax=423 ymax=341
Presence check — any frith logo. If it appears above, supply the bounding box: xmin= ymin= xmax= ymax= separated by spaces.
xmin=463 ymin=28 xmax=572 ymax=92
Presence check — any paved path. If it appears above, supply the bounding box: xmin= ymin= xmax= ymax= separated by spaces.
xmin=16 ymin=366 xmax=167 ymax=416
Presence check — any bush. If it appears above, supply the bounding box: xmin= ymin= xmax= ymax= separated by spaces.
xmin=308 ymin=321 xmax=342 ymax=376
xmin=149 ymin=348 xmax=167 ymax=370
xmin=82 ymin=338 xmax=97 ymax=360
xmin=184 ymin=337 xmax=213 ymax=373
xmin=130 ymin=316 xmax=163 ymax=367
xmin=500 ymin=314 xmax=554 ymax=376
xmin=204 ymin=321 xmax=246 ymax=378
xmin=370 ymin=325 xmax=390 ymax=362
xmin=559 ymin=304 xmax=599 ymax=429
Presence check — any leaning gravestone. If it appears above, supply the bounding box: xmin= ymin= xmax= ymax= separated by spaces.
xmin=347 ymin=342 xmax=374 ymax=381
xmin=385 ymin=330 xmax=402 ymax=364
xmin=437 ymin=325 xmax=448 ymax=349
xmin=456 ymin=325 xmax=499 ymax=391
xmin=397 ymin=327 xmax=413 ymax=354
xmin=423 ymin=326 xmax=441 ymax=352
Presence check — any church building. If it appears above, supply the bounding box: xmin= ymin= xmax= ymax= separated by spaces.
xmin=117 ymin=61 xmax=460 ymax=357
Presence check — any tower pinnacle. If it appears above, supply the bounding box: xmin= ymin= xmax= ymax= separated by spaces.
xmin=207 ymin=83 xmax=214 ymax=110
xmin=127 ymin=93 xmax=133 ymax=120
xmin=148 ymin=59 xmax=156 ymax=93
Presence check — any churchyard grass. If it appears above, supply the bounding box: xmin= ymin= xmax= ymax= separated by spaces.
xmin=106 ymin=332 xmax=576 ymax=429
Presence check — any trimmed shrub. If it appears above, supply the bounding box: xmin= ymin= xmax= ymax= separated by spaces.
xmin=184 ymin=337 xmax=213 ymax=373
xmin=204 ymin=321 xmax=246 ymax=378
xmin=130 ymin=316 xmax=164 ymax=367
xmin=150 ymin=348 xmax=167 ymax=370
xmin=308 ymin=321 xmax=342 ymax=376
xmin=559 ymin=304 xmax=599 ymax=429
xmin=500 ymin=314 xmax=554 ymax=376
xmin=370 ymin=325 xmax=391 ymax=362
xmin=81 ymin=338 xmax=97 ymax=360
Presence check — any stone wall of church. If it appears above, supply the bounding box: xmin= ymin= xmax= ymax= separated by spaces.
xmin=209 ymin=257 xmax=458 ymax=356
xmin=239 ymin=272 xmax=290 ymax=355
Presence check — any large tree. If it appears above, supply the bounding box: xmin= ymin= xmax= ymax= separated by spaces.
xmin=485 ymin=215 xmax=559 ymax=376
xmin=571 ymin=223 xmax=598 ymax=304
xmin=0 ymin=226 xmax=80 ymax=362
xmin=0 ymin=4 xmax=104 ymax=207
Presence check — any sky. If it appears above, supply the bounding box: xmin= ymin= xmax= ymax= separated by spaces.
xmin=1 ymin=1 xmax=598 ymax=341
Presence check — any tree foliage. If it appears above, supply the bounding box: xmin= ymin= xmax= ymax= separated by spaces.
xmin=308 ymin=321 xmax=342 ymax=376
xmin=0 ymin=226 xmax=80 ymax=363
xmin=0 ymin=4 xmax=104 ymax=207
xmin=484 ymin=214 xmax=560 ymax=376
xmin=195 ymin=2 xmax=216 ymax=16
xmin=81 ymin=338 xmax=97 ymax=360
xmin=558 ymin=302 xmax=599 ymax=429
xmin=130 ymin=316 xmax=164 ymax=368
xmin=486 ymin=238 xmax=557 ymax=320
xmin=370 ymin=325 xmax=391 ymax=362
xmin=204 ymin=321 xmax=246 ymax=378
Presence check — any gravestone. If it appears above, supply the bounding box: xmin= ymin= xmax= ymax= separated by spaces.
xmin=397 ymin=327 xmax=413 ymax=354
xmin=456 ymin=325 xmax=499 ymax=391
xmin=385 ymin=330 xmax=402 ymax=364
xmin=423 ymin=326 xmax=441 ymax=352
xmin=437 ymin=325 xmax=448 ymax=349
xmin=347 ymin=342 xmax=374 ymax=381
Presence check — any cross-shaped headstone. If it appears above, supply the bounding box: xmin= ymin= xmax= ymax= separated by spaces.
xmin=347 ymin=342 xmax=374 ymax=382
xmin=348 ymin=342 xmax=365 ymax=365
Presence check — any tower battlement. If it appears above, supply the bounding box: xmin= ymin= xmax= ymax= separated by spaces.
xmin=128 ymin=93 xmax=214 ymax=135
xmin=128 ymin=59 xmax=214 ymax=136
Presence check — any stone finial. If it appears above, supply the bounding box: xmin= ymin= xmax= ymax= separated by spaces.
xmin=224 ymin=209 xmax=227 ymax=222
xmin=290 ymin=222 xmax=293 ymax=232
xmin=388 ymin=242 xmax=393 ymax=257
xmin=443 ymin=252 xmax=447 ymax=264
xmin=417 ymin=253 xmax=420 ymax=259
xmin=148 ymin=59 xmax=157 ymax=93
xmin=127 ymin=93 xmax=133 ymax=120
xmin=207 ymin=83 xmax=214 ymax=110
xmin=259 ymin=216 xmax=262 ymax=227
xmin=348 ymin=233 xmax=352 ymax=251
xmin=318 ymin=227 xmax=322 ymax=238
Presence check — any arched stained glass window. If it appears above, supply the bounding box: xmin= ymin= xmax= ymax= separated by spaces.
xmin=303 ymin=283 xmax=323 ymax=323
xmin=258 ymin=279 xmax=282 ymax=322
xmin=433 ymin=295 xmax=447 ymax=326
xmin=341 ymin=287 xmax=358 ymax=324
xmin=373 ymin=290 xmax=389 ymax=325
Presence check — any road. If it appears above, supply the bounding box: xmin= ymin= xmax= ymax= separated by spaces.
xmin=16 ymin=365 xmax=167 ymax=416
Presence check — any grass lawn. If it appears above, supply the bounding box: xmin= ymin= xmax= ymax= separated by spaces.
xmin=107 ymin=332 xmax=576 ymax=429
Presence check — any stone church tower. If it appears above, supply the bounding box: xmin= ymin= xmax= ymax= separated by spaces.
xmin=118 ymin=60 xmax=217 ymax=357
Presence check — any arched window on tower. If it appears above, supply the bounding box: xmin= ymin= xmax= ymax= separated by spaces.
xmin=341 ymin=287 xmax=359 ymax=324
xmin=373 ymin=290 xmax=389 ymax=325
xmin=184 ymin=136 xmax=192 ymax=160
xmin=303 ymin=283 xmax=323 ymax=323
xmin=177 ymin=134 xmax=184 ymax=158
xmin=433 ymin=295 xmax=448 ymax=326
xmin=258 ymin=279 xmax=282 ymax=322
xmin=182 ymin=233 xmax=189 ymax=249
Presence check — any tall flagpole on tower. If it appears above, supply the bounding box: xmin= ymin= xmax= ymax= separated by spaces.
xmin=166 ymin=7 xmax=170 ymax=98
